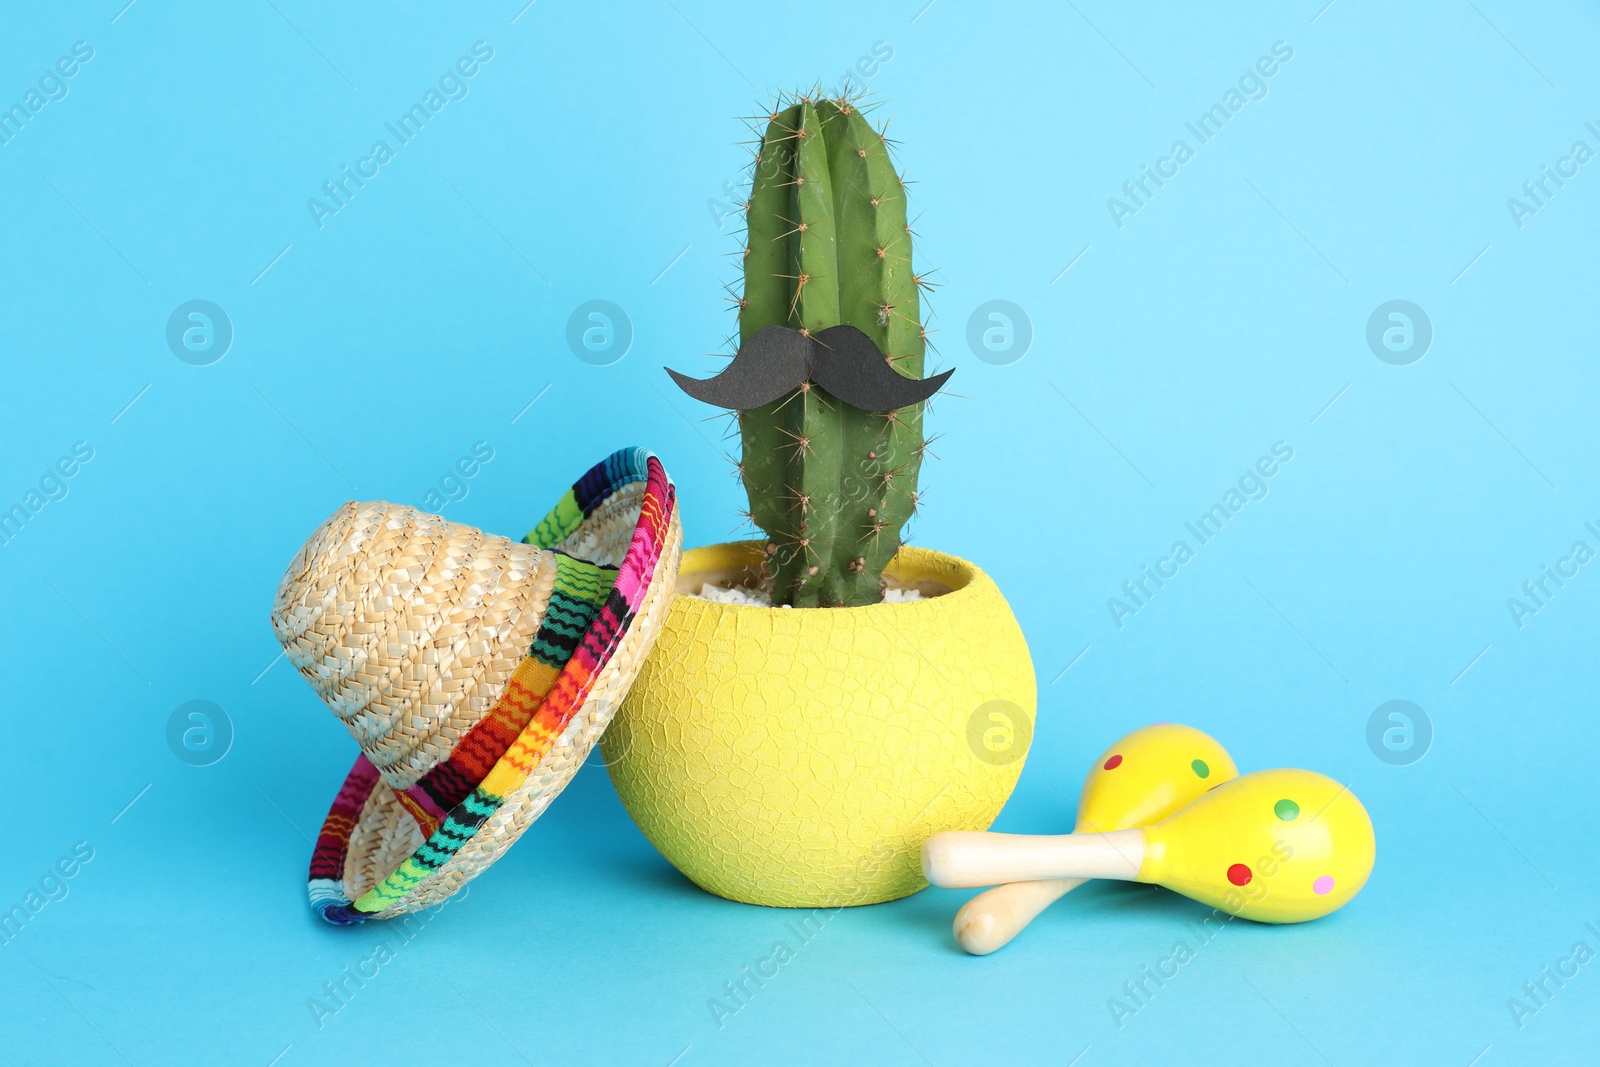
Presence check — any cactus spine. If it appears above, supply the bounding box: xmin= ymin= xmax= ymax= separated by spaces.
xmin=737 ymin=96 xmax=929 ymax=608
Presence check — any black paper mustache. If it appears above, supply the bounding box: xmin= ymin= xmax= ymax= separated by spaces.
xmin=667 ymin=325 xmax=954 ymax=412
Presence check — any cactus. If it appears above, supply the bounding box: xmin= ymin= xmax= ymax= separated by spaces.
xmin=733 ymin=94 xmax=932 ymax=608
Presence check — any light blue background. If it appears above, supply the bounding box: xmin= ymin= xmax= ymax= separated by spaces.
xmin=3 ymin=1 xmax=1597 ymax=1064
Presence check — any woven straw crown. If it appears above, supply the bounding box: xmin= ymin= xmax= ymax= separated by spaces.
xmin=272 ymin=501 xmax=559 ymax=790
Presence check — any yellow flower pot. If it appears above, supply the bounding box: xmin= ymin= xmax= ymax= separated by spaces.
xmin=602 ymin=541 xmax=1036 ymax=907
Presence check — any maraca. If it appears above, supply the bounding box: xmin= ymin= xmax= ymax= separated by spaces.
xmin=954 ymin=723 xmax=1239 ymax=954
xmin=924 ymin=769 xmax=1374 ymax=923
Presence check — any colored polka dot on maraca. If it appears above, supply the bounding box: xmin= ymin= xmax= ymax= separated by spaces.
xmin=1227 ymin=863 xmax=1252 ymax=886
xmin=1191 ymin=759 xmax=1210 ymax=779
xmin=1313 ymin=875 xmax=1335 ymax=896
xmin=1103 ymin=754 xmax=1123 ymax=770
xmin=1274 ymin=798 xmax=1300 ymax=821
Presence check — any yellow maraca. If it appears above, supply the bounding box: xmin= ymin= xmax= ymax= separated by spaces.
xmin=954 ymin=723 xmax=1238 ymax=954
xmin=924 ymin=768 xmax=1374 ymax=923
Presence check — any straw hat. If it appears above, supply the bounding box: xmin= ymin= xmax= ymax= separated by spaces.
xmin=272 ymin=448 xmax=682 ymax=925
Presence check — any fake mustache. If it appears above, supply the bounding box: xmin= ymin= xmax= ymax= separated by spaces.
xmin=667 ymin=325 xmax=953 ymax=412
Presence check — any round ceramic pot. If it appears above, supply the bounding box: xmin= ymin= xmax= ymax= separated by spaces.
xmin=601 ymin=541 xmax=1035 ymax=907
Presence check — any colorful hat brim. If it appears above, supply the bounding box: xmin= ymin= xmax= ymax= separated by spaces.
xmin=307 ymin=448 xmax=678 ymax=925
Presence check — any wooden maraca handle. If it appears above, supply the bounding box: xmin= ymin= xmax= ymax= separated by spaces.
xmin=954 ymin=878 xmax=1086 ymax=955
xmin=921 ymin=829 xmax=1146 ymax=889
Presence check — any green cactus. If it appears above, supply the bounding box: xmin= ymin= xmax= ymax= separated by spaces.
xmin=734 ymin=94 xmax=932 ymax=608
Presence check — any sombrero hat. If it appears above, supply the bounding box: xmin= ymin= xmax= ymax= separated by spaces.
xmin=271 ymin=447 xmax=681 ymax=925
